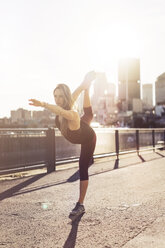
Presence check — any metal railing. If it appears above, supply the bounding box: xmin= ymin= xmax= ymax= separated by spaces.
xmin=0 ymin=128 xmax=165 ymax=175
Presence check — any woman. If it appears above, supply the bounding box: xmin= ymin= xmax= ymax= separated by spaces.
xmin=29 ymin=71 xmax=96 ymax=216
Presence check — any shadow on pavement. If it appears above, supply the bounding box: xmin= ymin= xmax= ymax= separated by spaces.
xmin=67 ymin=170 xmax=79 ymax=182
xmin=63 ymin=213 xmax=84 ymax=248
xmin=67 ymin=157 xmax=94 ymax=183
xmin=2 ymin=152 xmax=164 ymax=200
xmin=0 ymin=173 xmax=46 ymax=201
xmin=113 ymin=159 xmax=119 ymax=169
xmin=155 ymin=151 xmax=165 ymax=157
xmin=138 ymin=154 xmax=146 ymax=162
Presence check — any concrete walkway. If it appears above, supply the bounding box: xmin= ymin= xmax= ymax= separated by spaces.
xmin=0 ymin=150 xmax=165 ymax=248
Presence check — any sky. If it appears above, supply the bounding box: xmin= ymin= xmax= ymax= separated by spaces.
xmin=1 ymin=0 xmax=165 ymax=118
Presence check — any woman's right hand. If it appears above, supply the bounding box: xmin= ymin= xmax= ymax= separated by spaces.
xmin=81 ymin=71 xmax=96 ymax=89
xmin=84 ymin=71 xmax=96 ymax=82
xmin=28 ymin=99 xmax=43 ymax=107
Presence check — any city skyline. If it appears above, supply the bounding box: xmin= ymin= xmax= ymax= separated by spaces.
xmin=1 ymin=0 xmax=165 ymax=118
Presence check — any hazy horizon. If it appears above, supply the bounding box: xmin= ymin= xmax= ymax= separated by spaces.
xmin=1 ymin=0 xmax=165 ymax=118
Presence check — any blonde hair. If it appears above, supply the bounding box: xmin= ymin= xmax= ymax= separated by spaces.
xmin=54 ymin=84 xmax=74 ymax=136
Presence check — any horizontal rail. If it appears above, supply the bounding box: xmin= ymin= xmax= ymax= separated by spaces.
xmin=0 ymin=128 xmax=165 ymax=175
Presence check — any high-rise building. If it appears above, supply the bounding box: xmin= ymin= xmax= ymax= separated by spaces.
xmin=142 ymin=84 xmax=153 ymax=109
xmin=105 ymin=83 xmax=116 ymax=113
xmin=155 ymin=72 xmax=165 ymax=104
xmin=91 ymin=73 xmax=117 ymax=124
xmin=107 ymin=83 xmax=116 ymax=96
xmin=92 ymin=72 xmax=109 ymax=113
xmin=118 ymin=58 xmax=141 ymax=110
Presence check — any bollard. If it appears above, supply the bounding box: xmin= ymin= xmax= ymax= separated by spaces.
xmin=115 ymin=130 xmax=119 ymax=159
xmin=152 ymin=130 xmax=155 ymax=152
xmin=136 ymin=130 xmax=139 ymax=155
xmin=46 ymin=128 xmax=56 ymax=173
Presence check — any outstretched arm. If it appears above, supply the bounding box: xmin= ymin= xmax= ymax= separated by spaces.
xmin=28 ymin=99 xmax=79 ymax=121
xmin=72 ymin=71 xmax=96 ymax=103
xmin=72 ymin=85 xmax=84 ymax=103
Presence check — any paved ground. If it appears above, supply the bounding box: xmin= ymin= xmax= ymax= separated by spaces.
xmin=0 ymin=150 xmax=165 ymax=248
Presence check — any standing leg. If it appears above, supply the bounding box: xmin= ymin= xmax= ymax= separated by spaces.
xmin=78 ymin=134 xmax=96 ymax=204
xmin=70 ymin=137 xmax=96 ymax=216
xmin=78 ymin=180 xmax=88 ymax=204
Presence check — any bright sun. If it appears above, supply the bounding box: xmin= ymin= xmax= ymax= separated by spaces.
xmin=89 ymin=21 xmax=142 ymax=77
xmin=110 ymin=23 xmax=141 ymax=59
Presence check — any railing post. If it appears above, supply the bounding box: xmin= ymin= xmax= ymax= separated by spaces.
xmin=46 ymin=128 xmax=56 ymax=173
xmin=136 ymin=130 xmax=139 ymax=155
xmin=152 ymin=130 xmax=155 ymax=152
xmin=115 ymin=130 xmax=119 ymax=159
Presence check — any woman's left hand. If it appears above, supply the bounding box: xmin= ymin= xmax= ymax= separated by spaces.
xmin=29 ymin=99 xmax=42 ymax=107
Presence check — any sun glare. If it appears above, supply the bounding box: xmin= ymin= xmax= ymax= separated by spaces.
xmin=89 ymin=22 xmax=141 ymax=80
xmin=110 ymin=23 xmax=141 ymax=59
xmin=94 ymin=22 xmax=141 ymax=62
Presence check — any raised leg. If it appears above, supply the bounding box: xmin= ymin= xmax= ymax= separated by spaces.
xmin=83 ymin=88 xmax=91 ymax=108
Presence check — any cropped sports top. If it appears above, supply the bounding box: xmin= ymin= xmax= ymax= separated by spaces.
xmin=55 ymin=116 xmax=95 ymax=144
